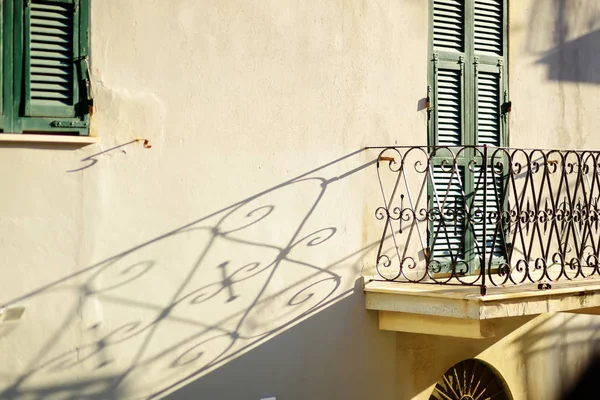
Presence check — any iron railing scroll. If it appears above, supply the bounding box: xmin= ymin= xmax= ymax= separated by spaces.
xmin=372 ymin=145 xmax=600 ymax=295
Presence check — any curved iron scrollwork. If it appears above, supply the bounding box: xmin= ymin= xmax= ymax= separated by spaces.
xmin=373 ymin=145 xmax=600 ymax=293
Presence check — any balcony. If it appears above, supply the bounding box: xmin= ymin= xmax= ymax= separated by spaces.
xmin=364 ymin=145 xmax=600 ymax=338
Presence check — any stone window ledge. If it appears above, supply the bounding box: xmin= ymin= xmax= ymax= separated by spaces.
xmin=0 ymin=134 xmax=99 ymax=146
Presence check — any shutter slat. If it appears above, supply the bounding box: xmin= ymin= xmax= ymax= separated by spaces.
xmin=29 ymin=0 xmax=74 ymax=108
xmin=474 ymin=0 xmax=503 ymax=55
xmin=433 ymin=0 xmax=464 ymax=52
xmin=31 ymin=74 xmax=71 ymax=84
xmin=31 ymin=49 xmax=70 ymax=60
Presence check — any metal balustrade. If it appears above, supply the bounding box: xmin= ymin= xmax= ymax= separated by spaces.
xmin=371 ymin=145 xmax=600 ymax=295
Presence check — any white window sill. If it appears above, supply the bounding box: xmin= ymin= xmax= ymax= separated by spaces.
xmin=0 ymin=133 xmax=99 ymax=146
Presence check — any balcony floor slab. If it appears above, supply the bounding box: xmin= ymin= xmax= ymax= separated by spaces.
xmin=365 ymin=279 xmax=600 ymax=338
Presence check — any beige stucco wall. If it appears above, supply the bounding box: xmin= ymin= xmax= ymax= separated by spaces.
xmin=396 ymin=313 xmax=600 ymax=400
xmin=0 ymin=0 xmax=599 ymax=399
xmin=510 ymin=0 xmax=600 ymax=149
xmin=0 ymin=0 xmax=426 ymax=399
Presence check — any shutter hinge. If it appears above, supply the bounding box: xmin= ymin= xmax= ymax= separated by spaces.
xmin=83 ymin=57 xmax=95 ymax=115
xmin=51 ymin=120 xmax=89 ymax=128
xmin=502 ymin=90 xmax=511 ymax=115
xmin=76 ymin=56 xmax=94 ymax=115
xmin=474 ymin=57 xmax=480 ymax=76
xmin=426 ymin=85 xmax=432 ymax=110
xmin=74 ymin=0 xmax=79 ymax=12
xmin=433 ymin=53 xmax=439 ymax=74
xmin=25 ymin=0 xmax=31 ymax=7
xmin=459 ymin=56 xmax=465 ymax=75
xmin=497 ymin=59 xmax=504 ymax=75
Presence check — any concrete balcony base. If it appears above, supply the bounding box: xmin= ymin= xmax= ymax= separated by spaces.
xmin=365 ymin=279 xmax=600 ymax=339
xmin=379 ymin=311 xmax=497 ymax=339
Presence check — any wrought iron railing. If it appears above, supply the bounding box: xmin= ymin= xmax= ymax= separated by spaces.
xmin=372 ymin=145 xmax=600 ymax=294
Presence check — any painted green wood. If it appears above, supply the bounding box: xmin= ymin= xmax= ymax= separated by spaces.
xmin=3 ymin=0 xmax=89 ymax=135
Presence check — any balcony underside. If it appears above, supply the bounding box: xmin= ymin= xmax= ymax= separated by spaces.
xmin=364 ymin=279 xmax=600 ymax=339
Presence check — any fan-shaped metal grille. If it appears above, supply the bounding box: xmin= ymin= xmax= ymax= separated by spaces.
xmin=430 ymin=359 xmax=511 ymax=400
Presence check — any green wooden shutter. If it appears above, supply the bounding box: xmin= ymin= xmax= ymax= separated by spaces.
xmin=26 ymin=0 xmax=76 ymax=116
xmin=433 ymin=0 xmax=464 ymax=53
xmin=474 ymin=0 xmax=506 ymax=146
xmin=474 ymin=0 xmax=503 ymax=56
xmin=431 ymin=0 xmax=466 ymax=147
xmin=0 ymin=0 xmax=9 ymax=131
xmin=430 ymin=1 xmax=468 ymax=266
xmin=472 ymin=166 xmax=505 ymax=260
xmin=435 ymin=69 xmax=463 ymax=146
xmin=472 ymin=0 xmax=507 ymax=263
xmin=431 ymin=166 xmax=465 ymax=261
xmin=476 ymin=71 xmax=500 ymax=146
xmin=18 ymin=0 xmax=90 ymax=134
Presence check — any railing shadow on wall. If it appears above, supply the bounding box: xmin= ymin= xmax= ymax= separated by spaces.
xmin=510 ymin=313 xmax=600 ymax=399
xmin=0 ymin=149 xmax=397 ymax=399
xmin=528 ymin=0 xmax=600 ymax=85
xmin=372 ymin=145 xmax=600 ymax=295
xmin=537 ymin=29 xmax=600 ymax=85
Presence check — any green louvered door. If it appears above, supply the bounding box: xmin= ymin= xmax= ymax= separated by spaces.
xmin=429 ymin=0 xmax=508 ymax=273
xmin=431 ymin=65 xmax=466 ymax=266
xmin=472 ymin=0 xmax=507 ymax=265
xmin=430 ymin=0 xmax=466 ymax=268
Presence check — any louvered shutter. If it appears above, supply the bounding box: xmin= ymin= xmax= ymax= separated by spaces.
xmin=433 ymin=0 xmax=464 ymax=53
xmin=430 ymin=1 xmax=467 ymax=268
xmin=473 ymin=0 xmax=506 ymax=263
xmin=25 ymin=0 xmax=77 ymax=117
xmin=431 ymin=166 xmax=465 ymax=261
xmin=476 ymin=71 xmax=500 ymax=146
xmin=0 ymin=1 xmax=4 ymax=131
xmin=20 ymin=0 xmax=90 ymax=133
xmin=474 ymin=0 xmax=503 ymax=56
xmin=474 ymin=0 xmax=506 ymax=146
xmin=472 ymin=166 xmax=505 ymax=260
xmin=435 ymin=69 xmax=463 ymax=146
xmin=474 ymin=68 xmax=505 ymax=262
xmin=429 ymin=0 xmax=508 ymax=272
xmin=432 ymin=0 xmax=465 ymax=147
